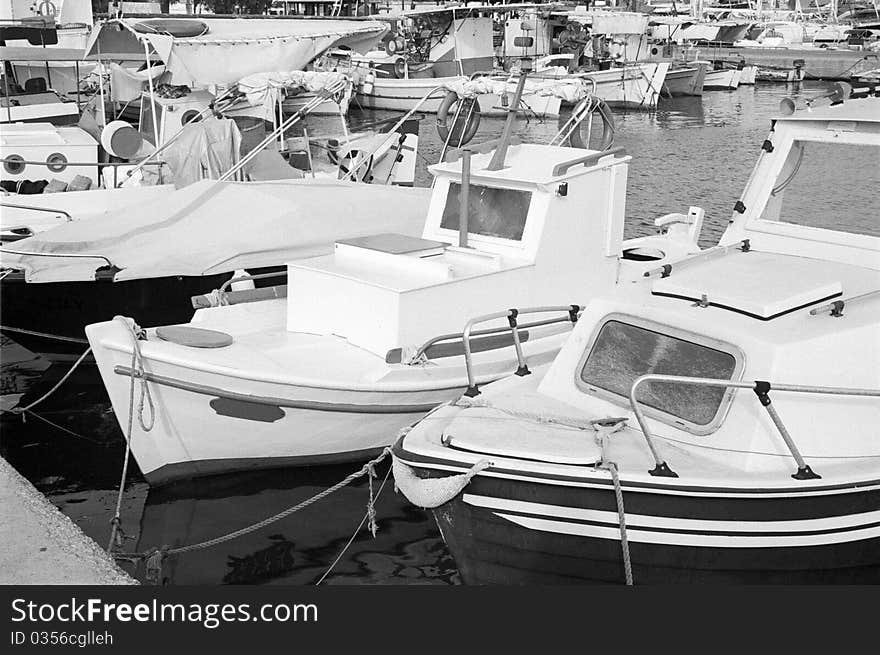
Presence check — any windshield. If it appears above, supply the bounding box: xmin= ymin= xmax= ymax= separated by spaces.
xmin=580 ymin=319 xmax=739 ymax=429
xmin=760 ymin=141 xmax=880 ymax=237
xmin=440 ymin=183 xmax=532 ymax=241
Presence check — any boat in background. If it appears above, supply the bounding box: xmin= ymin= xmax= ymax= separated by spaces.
xmin=393 ymin=85 xmax=880 ymax=584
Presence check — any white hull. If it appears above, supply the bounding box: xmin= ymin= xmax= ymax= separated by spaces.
xmin=87 ymin=304 xmax=571 ymax=485
xmin=703 ymin=68 xmax=741 ymax=90
xmin=739 ymin=65 xmax=758 ymax=85
xmin=574 ymin=63 xmax=670 ymax=109
xmin=356 ymin=75 xmax=562 ymax=117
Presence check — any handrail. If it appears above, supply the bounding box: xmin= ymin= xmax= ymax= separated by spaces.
xmin=628 ymin=374 xmax=880 ymax=479
xmin=461 ymin=304 xmax=583 ymax=397
xmin=551 ymin=146 xmax=627 ymax=177
xmin=642 ymin=239 xmax=750 ymax=279
xmin=410 ymin=314 xmax=575 ymax=364
xmin=809 ymin=289 xmax=880 ymax=317
xmin=218 ymin=270 xmax=287 ymax=293
xmin=0 ymin=247 xmax=113 ymax=267
xmin=0 ymin=202 xmax=71 ymax=222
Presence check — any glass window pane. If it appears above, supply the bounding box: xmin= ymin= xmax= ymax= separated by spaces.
xmin=763 ymin=142 xmax=880 ymax=237
xmin=580 ymin=320 xmax=737 ymax=426
xmin=440 ymin=183 xmax=531 ymax=241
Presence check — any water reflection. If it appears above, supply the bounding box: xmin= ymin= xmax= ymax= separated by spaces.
xmin=134 ymin=463 xmax=457 ymax=586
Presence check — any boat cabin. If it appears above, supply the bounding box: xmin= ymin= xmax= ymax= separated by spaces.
xmin=286 ymin=141 xmax=630 ymax=358
xmin=533 ymin=93 xmax=880 ymax=475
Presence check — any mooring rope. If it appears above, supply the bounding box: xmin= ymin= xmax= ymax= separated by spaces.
xmin=0 ymin=324 xmax=89 ymax=345
xmin=114 ymin=448 xmax=393 ymax=584
xmin=7 ymin=347 xmax=92 ymax=417
xmin=107 ymin=317 xmax=155 ymax=552
xmin=315 ymin=464 xmax=393 ymax=585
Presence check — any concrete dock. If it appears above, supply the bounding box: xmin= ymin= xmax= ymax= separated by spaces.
xmin=0 ymin=455 xmax=136 ymax=585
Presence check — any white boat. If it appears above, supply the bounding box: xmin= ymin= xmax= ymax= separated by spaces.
xmin=85 ymin=86 xmax=703 ymax=484
xmin=393 ymin=87 xmax=880 ymax=584
xmin=702 ymin=65 xmax=742 ymax=89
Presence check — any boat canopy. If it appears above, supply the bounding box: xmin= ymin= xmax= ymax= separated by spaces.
xmin=0 ymin=46 xmax=85 ymax=62
xmin=2 ymin=179 xmax=430 ymax=282
xmin=83 ymin=18 xmax=389 ymax=86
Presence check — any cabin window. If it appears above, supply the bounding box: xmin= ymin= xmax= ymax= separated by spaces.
xmin=760 ymin=141 xmax=880 ymax=237
xmin=440 ymin=183 xmax=531 ymax=241
xmin=579 ymin=318 xmax=739 ymax=430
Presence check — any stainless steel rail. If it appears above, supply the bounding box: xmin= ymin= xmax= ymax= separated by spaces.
xmin=0 ymin=202 xmax=72 ymax=222
xmin=628 ymin=374 xmax=880 ymax=479
xmin=809 ymin=289 xmax=880 ymax=317
xmin=461 ymin=304 xmax=583 ymax=397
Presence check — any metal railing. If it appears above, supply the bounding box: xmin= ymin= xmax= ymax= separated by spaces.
xmin=628 ymin=374 xmax=880 ymax=480
xmin=810 ymin=290 xmax=880 ymax=318
xmin=0 ymin=202 xmax=71 ymax=222
xmin=460 ymin=304 xmax=583 ymax=397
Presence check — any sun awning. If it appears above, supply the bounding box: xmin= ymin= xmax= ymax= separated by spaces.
xmin=1 ymin=179 xmax=431 ymax=283
xmin=84 ymin=17 xmax=389 ymax=86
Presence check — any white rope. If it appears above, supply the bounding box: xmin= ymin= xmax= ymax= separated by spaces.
xmin=107 ymin=316 xmax=155 ymax=552
xmin=9 ymin=347 xmax=92 ymax=416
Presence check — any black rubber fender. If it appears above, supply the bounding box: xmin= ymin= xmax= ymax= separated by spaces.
xmin=436 ymin=91 xmax=481 ymax=147
xmin=568 ymin=96 xmax=615 ymax=151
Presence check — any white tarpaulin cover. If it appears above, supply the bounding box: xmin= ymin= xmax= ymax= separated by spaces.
xmin=84 ymin=18 xmax=389 ymax=86
xmin=235 ymin=70 xmax=353 ymax=121
xmin=3 ymin=179 xmax=431 ymax=283
xmin=443 ymin=75 xmax=591 ymax=104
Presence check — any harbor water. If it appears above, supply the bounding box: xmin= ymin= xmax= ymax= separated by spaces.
xmin=1 ymin=80 xmax=877 ymax=585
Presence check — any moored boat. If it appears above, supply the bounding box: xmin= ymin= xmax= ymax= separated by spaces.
xmin=84 ymin=72 xmax=703 ymax=485
xmin=393 ymin=86 xmax=880 ymax=584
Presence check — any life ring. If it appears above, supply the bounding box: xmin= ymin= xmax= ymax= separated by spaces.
xmin=436 ymin=91 xmax=481 ymax=147
xmin=132 ymin=19 xmax=209 ymax=38
xmin=568 ymin=97 xmax=615 ymax=151
xmin=391 ymin=57 xmax=407 ymax=79
xmin=36 ymin=0 xmax=57 ymax=18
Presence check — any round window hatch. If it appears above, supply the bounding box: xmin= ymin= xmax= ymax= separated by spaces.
xmin=46 ymin=152 xmax=68 ymax=173
xmin=3 ymin=154 xmax=25 ymax=175
xmin=181 ymin=109 xmax=203 ymax=126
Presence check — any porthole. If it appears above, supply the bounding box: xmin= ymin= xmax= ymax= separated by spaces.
xmin=3 ymin=154 xmax=25 ymax=175
xmin=181 ymin=109 xmax=202 ymax=126
xmin=46 ymin=152 xmax=68 ymax=173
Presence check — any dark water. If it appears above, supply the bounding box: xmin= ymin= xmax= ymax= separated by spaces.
xmin=0 ymin=80 xmax=851 ymax=585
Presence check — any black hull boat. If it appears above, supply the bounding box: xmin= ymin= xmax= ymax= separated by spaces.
xmin=396 ymin=447 xmax=880 ymax=584
xmin=392 ymin=88 xmax=880 ymax=585
xmin=0 ymin=270 xmax=249 ymax=361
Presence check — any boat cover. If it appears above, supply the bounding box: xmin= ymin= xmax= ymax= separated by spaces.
xmin=2 ymin=179 xmax=431 ymax=283
xmin=84 ymin=18 xmax=389 ymax=86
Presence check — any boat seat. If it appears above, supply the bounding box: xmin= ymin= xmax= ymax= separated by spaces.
xmin=156 ymin=326 xmax=233 ymax=348
xmin=24 ymin=77 xmax=47 ymax=93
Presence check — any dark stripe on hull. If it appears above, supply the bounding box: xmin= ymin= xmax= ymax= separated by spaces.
xmin=393 ymin=447 xmax=880 ymax=520
xmin=432 ymin=494 xmax=880 ymax=585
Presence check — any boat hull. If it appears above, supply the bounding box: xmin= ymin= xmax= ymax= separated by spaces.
xmin=703 ymin=68 xmax=741 ymax=90
xmin=0 ymin=272 xmax=236 ymax=362
xmin=403 ymin=456 xmax=880 ymax=584
xmin=355 ymin=76 xmax=562 ymax=117
xmin=662 ymin=64 xmax=707 ymax=96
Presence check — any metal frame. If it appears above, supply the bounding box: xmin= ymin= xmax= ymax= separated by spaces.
xmin=0 ymin=202 xmax=71 ymax=222
xmin=574 ymin=313 xmax=746 ymax=437
xmin=629 ymin=374 xmax=880 ymax=479
xmin=461 ymin=304 xmax=583 ymax=396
